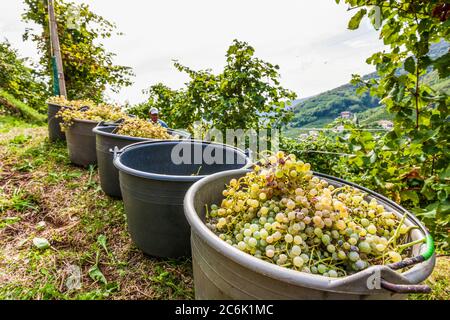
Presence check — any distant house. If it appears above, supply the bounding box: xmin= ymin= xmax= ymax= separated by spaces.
xmin=340 ymin=111 xmax=352 ymax=119
xmin=378 ymin=120 xmax=393 ymax=130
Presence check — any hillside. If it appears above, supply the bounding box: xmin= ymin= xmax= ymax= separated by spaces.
xmin=289 ymin=41 xmax=449 ymax=129
xmin=0 ymin=90 xmax=46 ymax=124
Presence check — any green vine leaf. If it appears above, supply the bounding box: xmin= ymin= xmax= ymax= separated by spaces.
xmin=348 ymin=9 xmax=367 ymax=30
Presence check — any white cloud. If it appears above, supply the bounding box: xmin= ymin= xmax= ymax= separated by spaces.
xmin=0 ymin=0 xmax=386 ymax=104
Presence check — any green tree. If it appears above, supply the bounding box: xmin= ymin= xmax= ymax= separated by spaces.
xmin=130 ymin=40 xmax=296 ymax=131
xmin=22 ymin=0 xmax=134 ymax=102
xmin=335 ymin=0 xmax=449 ymax=246
xmin=0 ymin=40 xmax=48 ymax=112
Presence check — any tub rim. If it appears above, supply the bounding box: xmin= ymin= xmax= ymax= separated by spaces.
xmin=93 ymin=124 xmax=190 ymax=143
xmin=113 ymin=140 xmax=252 ymax=183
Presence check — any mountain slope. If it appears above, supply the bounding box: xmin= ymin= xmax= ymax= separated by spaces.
xmin=289 ymin=41 xmax=449 ymax=129
xmin=0 ymin=90 xmax=46 ymax=124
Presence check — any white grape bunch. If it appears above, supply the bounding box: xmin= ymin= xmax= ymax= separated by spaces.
xmin=205 ymin=151 xmax=419 ymax=277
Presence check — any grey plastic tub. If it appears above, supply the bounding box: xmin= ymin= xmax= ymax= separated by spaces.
xmin=47 ymin=103 xmax=66 ymax=142
xmin=93 ymin=124 xmax=191 ymax=198
xmin=113 ymin=140 xmax=251 ymax=258
xmin=66 ymin=119 xmax=99 ymax=167
xmin=184 ymin=169 xmax=436 ymax=300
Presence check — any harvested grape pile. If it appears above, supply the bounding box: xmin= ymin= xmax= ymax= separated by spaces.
xmin=115 ymin=117 xmax=173 ymax=140
xmin=50 ymin=97 xmax=127 ymax=131
xmin=47 ymin=96 xmax=96 ymax=109
xmin=206 ymin=151 xmax=422 ymax=278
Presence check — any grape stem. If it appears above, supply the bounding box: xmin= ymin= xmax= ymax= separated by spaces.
xmin=387 ymin=213 xmax=407 ymax=248
xmin=397 ymin=238 xmax=426 ymax=254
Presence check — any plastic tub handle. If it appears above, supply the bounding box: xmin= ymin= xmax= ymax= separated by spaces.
xmin=380 ymin=279 xmax=431 ymax=294
xmin=244 ymin=148 xmax=253 ymax=161
xmin=110 ymin=146 xmax=122 ymax=159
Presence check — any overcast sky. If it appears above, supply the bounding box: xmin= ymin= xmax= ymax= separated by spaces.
xmin=0 ymin=0 xmax=386 ymax=104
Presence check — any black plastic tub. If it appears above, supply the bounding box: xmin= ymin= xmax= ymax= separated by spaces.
xmin=184 ymin=169 xmax=435 ymax=300
xmin=93 ymin=125 xmax=191 ymax=198
xmin=113 ymin=140 xmax=251 ymax=258
xmin=47 ymin=103 xmax=66 ymax=142
xmin=66 ymin=119 xmax=99 ymax=167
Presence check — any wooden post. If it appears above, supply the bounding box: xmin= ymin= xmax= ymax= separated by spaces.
xmin=48 ymin=0 xmax=67 ymax=97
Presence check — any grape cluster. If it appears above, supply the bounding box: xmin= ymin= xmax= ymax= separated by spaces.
xmin=206 ymin=151 xmax=420 ymax=277
xmin=47 ymin=96 xmax=96 ymax=109
xmin=116 ymin=117 xmax=173 ymax=140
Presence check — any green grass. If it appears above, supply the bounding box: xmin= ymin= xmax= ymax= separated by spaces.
xmin=0 ymin=117 xmax=193 ymax=300
xmin=0 ymin=90 xmax=46 ymax=124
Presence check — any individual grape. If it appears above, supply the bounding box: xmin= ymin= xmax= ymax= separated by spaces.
xmin=324 ymin=218 xmax=333 ymax=227
xmin=328 ymin=270 xmax=338 ymax=278
xmin=303 ymin=216 xmax=312 ymax=225
xmin=355 ymin=260 xmax=367 ymax=270
xmin=293 ymin=256 xmax=304 ymax=268
xmin=331 ymin=230 xmax=340 ymax=239
xmin=278 ymin=254 xmax=288 ymax=264
xmin=259 ymin=229 xmax=269 ymax=239
xmin=317 ymin=264 xmax=327 ymax=274
xmin=350 ymin=233 xmax=359 ymax=240
xmin=360 ymin=218 xmax=370 ymax=227
xmin=314 ymin=228 xmax=323 ymax=238
xmin=388 ymin=251 xmax=402 ymax=263
xmin=321 ymin=234 xmax=331 ymax=245
xmin=367 ymin=224 xmax=377 ymax=234
xmin=260 ymin=206 xmax=269 ymax=216
xmin=336 ymin=220 xmax=346 ymax=230
xmin=286 ymin=200 xmax=296 ymax=210
xmin=348 ymin=252 xmax=360 ymax=262
xmin=291 ymin=245 xmax=302 ymax=256
xmin=298 ymin=221 xmax=306 ymax=230
xmin=358 ymin=241 xmax=371 ymax=254
xmin=248 ymin=238 xmax=258 ymax=247
xmin=273 ymin=231 xmax=282 ymax=241
xmin=293 ymin=235 xmax=303 ymax=245
xmin=285 ymin=234 xmax=294 ymax=243
xmin=237 ymin=241 xmax=246 ymax=251
xmin=275 ymin=213 xmax=285 ymax=222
